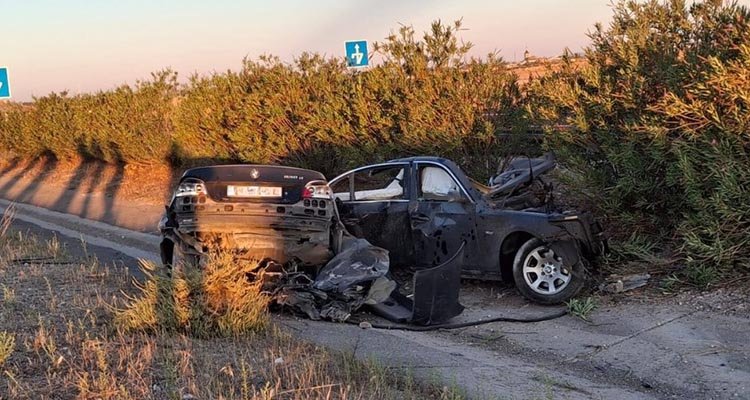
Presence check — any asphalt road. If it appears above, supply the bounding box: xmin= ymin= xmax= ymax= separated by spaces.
xmin=2 ymin=198 xmax=748 ymax=400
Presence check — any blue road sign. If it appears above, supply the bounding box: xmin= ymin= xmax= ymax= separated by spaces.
xmin=0 ymin=68 xmax=9 ymax=98
xmin=345 ymin=40 xmax=368 ymax=67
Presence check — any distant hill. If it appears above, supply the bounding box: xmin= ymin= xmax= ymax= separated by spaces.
xmin=506 ymin=54 xmax=587 ymax=84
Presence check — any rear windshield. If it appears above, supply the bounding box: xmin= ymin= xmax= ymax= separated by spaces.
xmin=182 ymin=165 xmax=325 ymax=204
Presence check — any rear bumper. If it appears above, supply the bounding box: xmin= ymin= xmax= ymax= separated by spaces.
xmin=174 ymin=212 xmax=331 ymax=234
xmin=161 ymin=203 xmax=334 ymax=266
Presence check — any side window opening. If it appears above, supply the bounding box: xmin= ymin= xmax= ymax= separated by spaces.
xmin=352 ymin=166 xmax=405 ymax=201
xmin=330 ymin=174 xmax=352 ymax=201
xmin=418 ymin=165 xmax=465 ymax=202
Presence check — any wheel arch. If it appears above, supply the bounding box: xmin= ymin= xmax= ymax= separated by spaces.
xmin=499 ymin=231 xmax=535 ymax=282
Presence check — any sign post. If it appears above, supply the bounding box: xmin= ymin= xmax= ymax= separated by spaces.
xmin=345 ymin=41 xmax=368 ymax=68
xmin=0 ymin=68 xmax=10 ymax=99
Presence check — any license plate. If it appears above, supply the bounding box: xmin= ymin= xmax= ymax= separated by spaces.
xmin=227 ymin=185 xmax=282 ymax=198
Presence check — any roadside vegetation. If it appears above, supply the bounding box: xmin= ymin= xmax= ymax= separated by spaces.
xmin=528 ymin=0 xmax=750 ymax=287
xmin=116 ymin=253 xmax=270 ymax=338
xmin=566 ymin=297 xmax=597 ymax=321
xmin=1 ymin=0 xmax=748 ymax=288
xmin=0 ymin=20 xmax=526 ymax=181
xmin=0 ymin=221 xmax=464 ymax=399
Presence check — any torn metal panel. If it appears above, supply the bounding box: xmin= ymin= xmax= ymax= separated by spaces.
xmin=274 ymin=287 xmax=324 ymax=320
xmin=411 ymin=242 xmax=465 ymax=324
xmin=313 ymin=237 xmax=389 ymax=293
xmin=488 ymin=152 xmax=557 ymax=198
xmin=266 ymin=237 xmax=396 ymax=323
xmin=369 ymin=242 xmax=466 ymax=325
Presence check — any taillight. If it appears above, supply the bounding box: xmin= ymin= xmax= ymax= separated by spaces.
xmin=175 ymin=179 xmax=206 ymax=197
xmin=303 ymin=180 xmax=331 ymax=199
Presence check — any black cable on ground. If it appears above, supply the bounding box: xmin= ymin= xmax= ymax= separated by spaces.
xmin=350 ymin=308 xmax=568 ymax=331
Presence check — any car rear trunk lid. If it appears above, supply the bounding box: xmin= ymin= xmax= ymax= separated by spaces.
xmin=181 ymin=165 xmax=326 ymax=204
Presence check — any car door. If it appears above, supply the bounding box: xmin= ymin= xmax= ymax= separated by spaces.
xmin=330 ymin=163 xmax=415 ymax=267
xmin=409 ymin=162 xmax=479 ymax=270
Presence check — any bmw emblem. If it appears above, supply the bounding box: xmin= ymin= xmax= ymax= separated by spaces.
xmin=250 ymin=168 xmax=260 ymax=180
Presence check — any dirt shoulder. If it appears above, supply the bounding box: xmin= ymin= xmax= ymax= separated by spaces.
xmin=441 ymin=281 xmax=750 ymax=399
xmin=0 ymin=220 xmax=462 ymax=399
xmin=0 ymin=155 xmax=174 ymax=233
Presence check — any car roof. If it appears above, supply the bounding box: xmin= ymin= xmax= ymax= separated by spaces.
xmin=385 ymin=156 xmax=464 ymax=173
xmin=387 ymin=156 xmax=451 ymax=164
xmin=182 ymin=164 xmax=326 ymax=182
xmin=184 ymin=164 xmax=321 ymax=173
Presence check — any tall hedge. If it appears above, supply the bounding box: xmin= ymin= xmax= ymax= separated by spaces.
xmin=0 ymin=20 xmax=528 ymax=179
xmin=0 ymin=72 xmax=178 ymax=164
xmin=2 ymin=5 xmax=749 ymax=279
xmin=528 ymin=0 xmax=750 ymax=275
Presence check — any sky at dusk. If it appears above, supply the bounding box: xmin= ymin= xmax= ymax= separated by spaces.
xmin=0 ymin=0 xmax=718 ymax=101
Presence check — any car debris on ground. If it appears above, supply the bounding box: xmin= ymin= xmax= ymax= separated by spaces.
xmin=249 ymin=235 xmax=464 ymax=324
xmin=262 ymin=237 xmax=393 ymax=322
xmin=599 ymin=273 xmax=651 ymax=294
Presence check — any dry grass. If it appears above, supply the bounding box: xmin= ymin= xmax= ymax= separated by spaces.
xmin=0 ymin=226 xmax=464 ymax=399
xmin=0 ymin=331 xmax=13 ymax=366
xmin=0 ymin=203 xmax=16 ymax=238
xmin=116 ymin=252 xmax=270 ymax=338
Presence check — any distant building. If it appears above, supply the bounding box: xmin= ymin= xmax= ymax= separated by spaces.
xmin=522 ymin=50 xmax=541 ymax=64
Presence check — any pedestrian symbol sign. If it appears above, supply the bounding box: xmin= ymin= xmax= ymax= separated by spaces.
xmin=0 ymin=68 xmax=9 ymax=99
xmin=345 ymin=40 xmax=368 ymax=67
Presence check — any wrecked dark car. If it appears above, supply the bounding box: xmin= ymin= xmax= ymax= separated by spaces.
xmin=158 ymin=163 xmax=465 ymax=325
xmin=159 ymin=165 xmax=336 ymax=268
xmin=328 ymin=155 xmax=606 ymax=304
xmin=157 ymin=155 xmax=605 ymax=325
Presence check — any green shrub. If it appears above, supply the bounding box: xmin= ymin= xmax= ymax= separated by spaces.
xmin=567 ymin=297 xmax=597 ymax=321
xmin=171 ymin=21 xmax=531 ymax=178
xmin=0 ymin=71 xmax=178 ymax=163
xmin=528 ymin=0 xmax=750 ymax=274
xmin=0 ymin=20 xmax=531 ymax=178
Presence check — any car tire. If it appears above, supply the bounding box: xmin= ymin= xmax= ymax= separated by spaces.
xmin=512 ymin=238 xmax=584 ymax=305
xmin=159 ymin=238 xmax=174 ymax=270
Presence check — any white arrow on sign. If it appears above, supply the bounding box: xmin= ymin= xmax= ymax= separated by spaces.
xmin=0 ymin=82 xmax=3 ymax=90
xmin=351 ymin=44 xmax=364 ymax=65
